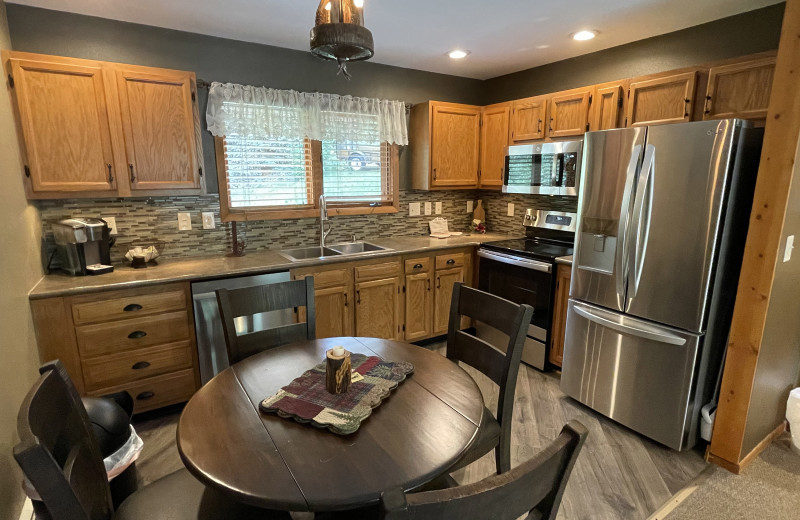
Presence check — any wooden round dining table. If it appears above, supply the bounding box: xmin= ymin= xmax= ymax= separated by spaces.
xmin=177 ymin=336 xmax=485 ymax=513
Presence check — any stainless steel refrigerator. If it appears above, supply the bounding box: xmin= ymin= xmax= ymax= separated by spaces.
xmin=561 ymin=119 xmax=763 ymax=450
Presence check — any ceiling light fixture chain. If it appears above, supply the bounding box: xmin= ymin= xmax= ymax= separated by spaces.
xmin=311 ymin=0 xmax=374 ymax=79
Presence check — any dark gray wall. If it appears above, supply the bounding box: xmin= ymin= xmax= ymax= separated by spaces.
xmin=484 ymin=3 xmax=784 ymax=103
xmin=5 ymin=4 xmax=485 ymax=192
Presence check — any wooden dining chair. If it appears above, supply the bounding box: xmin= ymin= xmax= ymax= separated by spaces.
xmin=446 ymin=282 xmax=534 ymax=474
xmin=216 ymin=276 xmax=315 ymax=364
xmin=14 ymin=360 xmax=290 ymax=520
xmin=381 ymin=421 xmax=588 ymax=520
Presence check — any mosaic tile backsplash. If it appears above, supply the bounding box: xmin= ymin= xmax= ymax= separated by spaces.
xmin=36 ymin=191 xmax=577 ymax=265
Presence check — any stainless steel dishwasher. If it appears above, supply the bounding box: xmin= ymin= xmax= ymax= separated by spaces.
xmin=192 ymin=272 xmax=293 ymax=385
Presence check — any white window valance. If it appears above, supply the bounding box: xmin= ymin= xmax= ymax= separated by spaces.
xmin=206 ymin=82 xmax=409 ymax=145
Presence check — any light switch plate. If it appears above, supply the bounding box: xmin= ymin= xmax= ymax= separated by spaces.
xmin=102 ymin=216 xmax=118 ymax=235
xmin=409 ymin=203 xmax=421 ymax=217
xmin=784 ymin=235 xmax=795 ymax=262
xmin=201 ymin=212 xmax=215 ymax=229
xmin=507 ymin=203 xmax=515 ymax=217
xmin=435 ymin=202 xmax=442 ymax=215
xmin=177 ymin=212 xmax=192 ymax=231
xmin=424 ymin=202 xmax=432 ymax=215
xmin=466 ymin=201 xmax=474 ymax=213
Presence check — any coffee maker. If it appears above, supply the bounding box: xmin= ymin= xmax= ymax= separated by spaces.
xmin=53 ymin=218 xmax=114 ymax=275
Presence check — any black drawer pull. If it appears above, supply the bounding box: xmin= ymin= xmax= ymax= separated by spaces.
xmin=123 ymin=304 xmax=143 ymax=312
xmin=446 ymin=259 xmax=456 ymax=265
xmin=128 ymin=330 xmax=147 ymax=339
xmin=413 ymin=263 xmax=423 ymax=269
xmin=132 ymin=361 xmax=151 ymax=370
xmin=136 ymin=391 xmax=155 ymax=400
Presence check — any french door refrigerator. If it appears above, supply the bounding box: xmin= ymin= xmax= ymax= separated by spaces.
xmin=561 ymin=119 xmax=763 ymax=450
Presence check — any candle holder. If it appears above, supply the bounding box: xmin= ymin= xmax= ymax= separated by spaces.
xmin=325 ymin=347 xmax=351 ymax=394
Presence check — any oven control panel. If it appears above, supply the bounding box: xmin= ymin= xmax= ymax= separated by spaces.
xmin=523 ymin=209 xmax=577 ymax=232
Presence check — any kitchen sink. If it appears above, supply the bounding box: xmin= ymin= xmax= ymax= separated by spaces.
xmin=279 ymin=246 xmax=342 ymax=262
xmin=328 ymin=242 xmax=390 ymax=255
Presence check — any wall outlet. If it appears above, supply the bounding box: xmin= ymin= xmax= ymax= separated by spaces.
xmin=424 ymin=202 xmax=432 ymax=215
xmin=177 ymin=212 xmax=192 ymax=231
xmin=102 ymin=216 xmax=118 ymax=235
xmin=409 ymin=202 xmax=421 ymax=217
xmin=507 ymin=203 xmax=515 ymax=217
xmin=201 ymin=212 xmax=215 ymax=229
xmin=466 ymin=200 xmax=474 ymax=213
xmin=784 ymin=235 xmax=795 ymax=263
xmin=435 ymin=201 xmax=442 ymax=215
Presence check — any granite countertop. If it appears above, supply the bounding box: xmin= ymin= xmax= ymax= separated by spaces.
xmin=556 ymin=255 xmax=573 ymax=266
xmin=30 ymin=233 xmax=515 ymax=299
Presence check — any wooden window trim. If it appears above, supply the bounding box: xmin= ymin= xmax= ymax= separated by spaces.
xmin=216 ymin=137 xmax=399 ymax=222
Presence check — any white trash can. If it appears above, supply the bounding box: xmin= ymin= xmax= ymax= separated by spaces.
xmin=787 ymin=388 xmax=800 ymax=455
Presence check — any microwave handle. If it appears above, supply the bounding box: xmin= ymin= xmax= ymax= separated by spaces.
xmin=557 ymin=153 xmax=565 ymax=187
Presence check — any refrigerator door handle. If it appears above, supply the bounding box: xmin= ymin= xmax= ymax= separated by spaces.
xmin=573 ymin=302 xmax=687 ymax=346
xmin=615 ymin=144 xmax=642 ymax=305
xmin=629 ymin=144 xmax=656 ymax=300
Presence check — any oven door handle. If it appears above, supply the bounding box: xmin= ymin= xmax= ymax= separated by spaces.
xmin=478 ymin=249 xmax=552 ymax=273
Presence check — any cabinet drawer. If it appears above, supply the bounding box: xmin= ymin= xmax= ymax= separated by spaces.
xmin=404 ymin=257 xmax=432 ymax=274
xmin=355 ymin=261 xmax=401 ymax=282
xmin=435 ymin=252 xmax=465 ymax=270
xmin=81 ymin=341 xmax=193 ymax=391
xmin=298 ymin=268 xmax=349 ymax=289
xmin=88 ymin=369 xmax=197 ymax=414
xmin=72 ymin=289 xmax=186 ymax=325
xmin=75 ymin=310 xmax=190 ymax=358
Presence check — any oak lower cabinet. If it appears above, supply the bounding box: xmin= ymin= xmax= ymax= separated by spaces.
xmin=433 ymin=250 xmax=472 ymax=336
xmin=29 ymin=283 xmax=201 ymax=413
xmin=549 ymin=264 xmax=572 ymax=368
xmin=547 ymin=87 xmax=592 ymax=137
xmin=292 ymin=266 xmax=354 ymax=339
xmin=479 ymin=103 xmax=511 ymax=189
xmin=510 ymin=96 xmax=547 ymax=142
xmin=404 ymin=258 xmax=434 ymax=341
xmin=627 ymin=71 xmax=698 ymax=127
xmin=703 ymin=56 xmax=775 ymax=120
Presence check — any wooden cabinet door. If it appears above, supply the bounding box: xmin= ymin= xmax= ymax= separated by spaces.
xmin=589 ymin=82 xmax=625 ymax=131
xmin=627 ymin=72 xmax=697 ymax=127
xmin=433 ymin=267 xmax=464 ymax=336
xmin=405 ymin=271 xmax=433 ymax=341
xmin=479 ymin=104 xmax=510 ymax=189
xmin=314 ymin=285 xmax=354 ymax=339
xmin=116 ymin=67 xmax=202 ymax=192
xmin=9 ymin=58 xmax=117 ymax=194
xmin=510 ymin=96 xmax=546 ymax=142
xmin=548 ymin=264 xmax=572 ymax=367
xmin=548 ymin=88 xmax=591 ymax=137
xmin=430 ymin=103 xmax=481 ymax=188
xmin=703 ymin=57 xmax=775 ymax=120
xmin=355 ymin=277 xmax=402 ymax=340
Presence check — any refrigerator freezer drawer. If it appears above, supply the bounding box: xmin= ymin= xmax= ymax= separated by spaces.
xmin=560 ymin=299 xmax=701 ymax=450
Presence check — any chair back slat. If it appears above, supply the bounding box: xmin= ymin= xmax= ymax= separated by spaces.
xmin=217 ymin=277 xmax=316 ymax=364
xmin=381 ymin=421 xmax=588 ymax=520
xmin=449 ymin=331 xmax=507 ymax=386
xmin=14 ymin=361 xmax=113 ymax=520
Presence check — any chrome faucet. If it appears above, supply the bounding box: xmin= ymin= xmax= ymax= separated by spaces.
xmin=320 ymin=194 xmax=332 ymax=248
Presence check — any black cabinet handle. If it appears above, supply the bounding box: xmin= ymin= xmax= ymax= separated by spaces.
xmin=446 ymin=259 xmax=456 ymax=265
xmin=132 ymin=361 xmax=151 ymax=370
xmin=107 ymin=163 xmax=113 ymax=183
xmin=123 ymin=304 xmax=142 ymax=312
xmin=433 ymin=168 xmax=437 ymax=181
xmin=356 ymin=290 xmax=361 ymax=304
xmin=537 ymin=119 xmax=542 ymax=133
xmin=413 ymin=263 xmax=423 ymax=269
xmin=128 ymin=330 xmax=147 ymax=339
xmin=344 ymin=293 xmax=348 ymax=307
xmin=136 ymin=391 xmax=155 ymax=400
xmin=129 ymin=163 xmax=136 ymax=183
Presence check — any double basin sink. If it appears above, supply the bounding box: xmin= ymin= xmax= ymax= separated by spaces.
xmin=279 ymin=242 xmax=390 ymax=262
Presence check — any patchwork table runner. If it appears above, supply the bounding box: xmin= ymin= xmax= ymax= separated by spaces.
xmin=260 ymin=353 xmax=414 ymax=435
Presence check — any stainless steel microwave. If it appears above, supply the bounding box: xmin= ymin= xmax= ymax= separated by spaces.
xmin=503 ymin=140 xmax=583 ymax=196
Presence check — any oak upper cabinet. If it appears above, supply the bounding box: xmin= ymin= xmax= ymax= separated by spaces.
xmin=6 ymin=56 xmax=119 ymax=196
xmin=479 ymin=103 xmax=510 ymax=189
xmin=589 ymin=81 xmax=627 ymax=131
xmin=404 ymin=258 xmax=433 ymax=341
xmin=354 ymin=262 xmax=403 ymax=340
xmin=626 ymin=71 xmax=697 ymax=127
xmin=293 ymin=267 xmax=354 ymax=339
xmin=509 ymin=96 xmax=547 ymax=142
xmin=548 ymin=264 xmax=572 ymax=368
xmin=703 ymin=56 xmax=776 ymax=120
xmin=115 ymin=66 xmax=204 ymax=192
xmin=410 ymin=101 xmax=481 ymax=190
xmin=547 ymin=87 xmax=592 ymax=137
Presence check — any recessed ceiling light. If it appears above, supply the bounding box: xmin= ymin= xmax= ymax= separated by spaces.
xmin=354 ymin=0 xmax=364 ymax=7
xmin=448 ymin=49 xmax=470 ymax=59
xmin=572 ymin=30 xmax=597 ymax=41
xmin=325 ymin=2 xmax=331 ymax=11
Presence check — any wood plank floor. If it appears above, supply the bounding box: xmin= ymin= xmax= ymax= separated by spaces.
xmin=132 ymin=342 xmax=707 ymax=519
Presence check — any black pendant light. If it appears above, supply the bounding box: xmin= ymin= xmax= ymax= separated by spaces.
xmin=311 ymin=0 xmax=374 ymax=79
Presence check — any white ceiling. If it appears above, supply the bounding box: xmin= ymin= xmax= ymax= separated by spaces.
xmin=8 ymin=0 xmax=781 ymax=79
